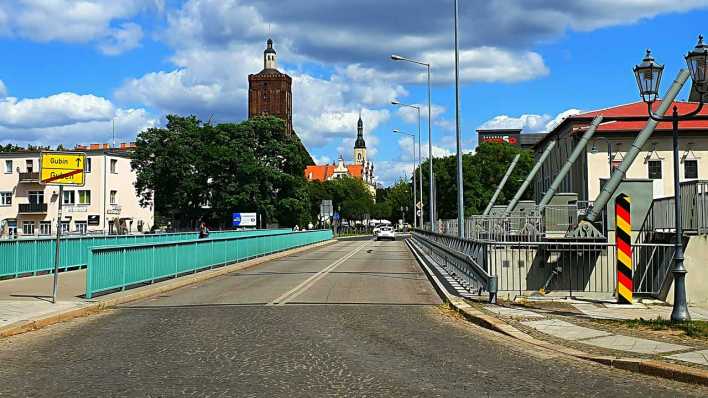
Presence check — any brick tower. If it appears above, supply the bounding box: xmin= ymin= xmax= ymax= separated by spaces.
xmin=248 ymin=38 xmax=293 ymax=135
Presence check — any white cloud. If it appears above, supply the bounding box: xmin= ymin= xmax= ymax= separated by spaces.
xmin=98 ymin=22 xmax=143 ymax=56
xmin=0 ymin=0 xmax=154 ymax=54
xmin=0 ymin=93 xmax=114 ymax=128
xmin=375 ymin=160 xmax=417 ymax=187
xmin=479 ymin=109 xmax=582 ymax=134
xmin=0 ymin=80 xmax=6 ymax=98
xmin=0 ymin=83 xmax=156 ymax=146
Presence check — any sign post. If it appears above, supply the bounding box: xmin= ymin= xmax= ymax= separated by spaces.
xmin=40 ymin=152 xmax=86 ymax=304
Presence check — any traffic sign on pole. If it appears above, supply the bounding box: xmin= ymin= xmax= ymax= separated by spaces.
xmin=416 ymin=201 xmax=423 ymax=210
xmin=40 ymin=151 xmax=87 ymax=304
xmin=40 ymin=152 xmax=86 ymax=186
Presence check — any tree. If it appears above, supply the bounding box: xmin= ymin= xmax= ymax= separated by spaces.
xmin=415 ymin=142 xmax=533 ymax=221
xmin=131 ymin=115 xmax=314 ymax=229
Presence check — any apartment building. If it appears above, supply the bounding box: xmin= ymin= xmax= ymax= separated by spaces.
xmin=0 ymin=143 xmax=153 ymax=238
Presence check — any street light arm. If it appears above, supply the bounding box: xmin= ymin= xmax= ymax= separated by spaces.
xmin=647 ymin=99 xmax=706 ymax=121
xmin=390 ymin=54 xmax=430 ymax=67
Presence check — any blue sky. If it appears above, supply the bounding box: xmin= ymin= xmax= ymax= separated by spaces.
xmin=1 ymin=1 xmax=707 ymax=185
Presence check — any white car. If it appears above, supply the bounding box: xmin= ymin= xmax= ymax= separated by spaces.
xmin=375 ymin=226 xmax=395 ymax=241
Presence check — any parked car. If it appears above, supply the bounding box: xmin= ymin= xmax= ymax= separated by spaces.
xmin=375 ymin=226 xmax=395 ymax=241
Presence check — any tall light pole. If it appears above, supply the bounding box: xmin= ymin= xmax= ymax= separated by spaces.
xmin=394 ymin=129 xmax=418 ymax=228
xmin=453 ymin=0 xmax=464 ymax=238
xmin=632 ymin=36 xmax=708 ymax=322
xmin=391 ymin=55 xmax=435 ymax=231
xmin=392 ymin=100 xmax=423 ymax=227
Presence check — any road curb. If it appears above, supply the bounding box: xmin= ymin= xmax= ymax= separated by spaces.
xmin=405 ymin=238 xmax=708 ymax=386
xmin=0 ymin=239 xmax=337 ymax=339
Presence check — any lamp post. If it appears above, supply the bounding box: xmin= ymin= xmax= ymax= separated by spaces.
xmin=392 ymin=100 xmax=424 ymax=227
xmin=591 ymin=138 xmax=614 ymax=174
xmin=453 ymin=0 xmax=464 ymax=238
xmin=391 ymin=55 xmax=435 ymax=231
xmin=394 ymin=129 xmax=418 ymax=228
xmin=632 ymin=36 xmax=708 ymax=322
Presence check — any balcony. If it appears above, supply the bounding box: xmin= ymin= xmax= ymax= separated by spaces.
xmin=18 ymin=203 xmax=48 ymax=214
xmin=18 ymin=172 xmax=40 ymax=183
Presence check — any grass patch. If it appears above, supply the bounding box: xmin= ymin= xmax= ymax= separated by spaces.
xmin=597 ymin=317 xmax=708 ymax=339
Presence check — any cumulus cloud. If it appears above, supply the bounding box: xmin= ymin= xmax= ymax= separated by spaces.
xmin=479 ymin=109 xmax=582 ymax=134
xmin=0 ymin=0 xmax=156 ymax=54
xmin=0 ymin=83 xmax=156 ymax=146
xmin=98 ymin=22 xmax=144 ymax=56
xmin=0 ymin=93 xmax=114 ymax=128
xmin=157 ymin=0 xmax=707 ymax=84
xmin=0 ymin=80 xmax=7 ymax=98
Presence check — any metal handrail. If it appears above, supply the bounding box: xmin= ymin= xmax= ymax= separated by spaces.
xmin=412 ymin=229 xmax=497 ymax=303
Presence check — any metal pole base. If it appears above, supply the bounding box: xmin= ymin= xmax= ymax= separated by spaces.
xmin=670 ymin=269 xmax=691 ymax=322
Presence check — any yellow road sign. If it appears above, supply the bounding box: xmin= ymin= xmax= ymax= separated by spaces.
xmin=40 ymin=152 xmax=86 ymax=186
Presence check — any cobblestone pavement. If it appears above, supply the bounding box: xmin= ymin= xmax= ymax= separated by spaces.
xmin=0 ymin=239 xmax=706 ymax=397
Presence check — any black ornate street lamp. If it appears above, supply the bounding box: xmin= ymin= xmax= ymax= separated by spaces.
xmin=633 ymin=35 xmax=708 ymax=322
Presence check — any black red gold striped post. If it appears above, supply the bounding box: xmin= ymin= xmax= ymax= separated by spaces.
xmin=616 ymin=194 xmax=633 ymax=304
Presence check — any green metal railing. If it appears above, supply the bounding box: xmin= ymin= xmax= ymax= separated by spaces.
xmin=0 ymin=229 xmax=289 ymax=279
xmin=86 ymin=230 xmax=333 ymax=298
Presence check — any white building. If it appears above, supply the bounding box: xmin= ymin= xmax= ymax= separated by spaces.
xmin=533 ymin=100 xmax=708 ymax=203
xmin=0 ymin=144 xmax=154 ymax=238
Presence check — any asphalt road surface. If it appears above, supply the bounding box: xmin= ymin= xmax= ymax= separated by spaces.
xmin=1 ymin=237 xmax=706 ymax=397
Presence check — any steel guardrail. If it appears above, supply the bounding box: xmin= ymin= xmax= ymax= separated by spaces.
xmin=0 ymin=229 xmax=290 ymax=279
xmin=412 ymin=229 xmax=497 ymax=303
xmin=85 ymin=229 xmax=333 ymax=298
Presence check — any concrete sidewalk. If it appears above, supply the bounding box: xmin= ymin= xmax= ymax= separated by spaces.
xmin=0 ymin=270 xmax=88 ymax=330
xmin=482 ymin=303 xmax=708 ymax=367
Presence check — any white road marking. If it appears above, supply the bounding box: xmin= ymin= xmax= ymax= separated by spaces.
xmin=267 ymin=242 xmax=369 ymax=306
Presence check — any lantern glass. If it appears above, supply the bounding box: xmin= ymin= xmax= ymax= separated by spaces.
xmin=633 ymin=49 xmax=664 ymax=104
xmin=686 ymin=35 xmax=708 ymax=86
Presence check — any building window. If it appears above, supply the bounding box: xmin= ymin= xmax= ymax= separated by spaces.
xmin=39 ymin=221 xmax=51 ymax=236
xmin=4 ymin=160 xmax=11 ymax=174
xmin=75 ymin=221 xmax=87 ymax=234
xmin=648 ymin=160 xmax=662 ymax=180
xmin=78 ymin=190 xmax=91 ymax=205
xmin=0 ymin=192 xmax=11 ymax=206
xmin=63 ymin=190 xmax=75 ymax=205
xmin=685 ymin=160 xmax=698 ymax=179
xmin=85 ymin=158 xmax=92 ymax=173
xmin=110 ymin=159 xmax=117 ymax=174
xmin=28 ymin=191 xmax=44 ymax=204
xmin=60 ymin=222 xmax=70 ymax=233
xmin=22 ymin=221 xmax=35 ymax=236
xmin=110 ymin=190 xmax=117 ymax=205
xmin=25 ymin=159 xmax=33 ymax=173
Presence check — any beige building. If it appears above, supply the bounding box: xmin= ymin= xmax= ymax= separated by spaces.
xmin=533 ymin=100 xmax=708 ymax=203
xmin=0 ymin=144 xmax=153 ymax=238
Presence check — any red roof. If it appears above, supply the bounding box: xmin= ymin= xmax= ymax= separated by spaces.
xmin=304 ymin=163 xmax=365 ymax=181
xmin=305 ymin=165 xmax=335 ymax=181
xmin=346 ymin=164 xmax=363 ymax=178
xmin=574 ymin=101 xmax=708 ymax=132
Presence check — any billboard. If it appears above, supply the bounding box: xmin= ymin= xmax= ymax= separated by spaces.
xmin=478 ymin=130 xmax=521 ymax=147
xmin=232 ymin=212 xmax=257 ymax=227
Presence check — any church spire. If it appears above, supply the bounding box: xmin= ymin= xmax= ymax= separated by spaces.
xmin=264 ymin=38 xmax=277 ymax=70
xmin=354 ymin=111 xmax=367 ymax=164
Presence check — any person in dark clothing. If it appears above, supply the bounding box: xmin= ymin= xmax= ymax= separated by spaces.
xmin=198 ymin=222 xmax=210 ymax=239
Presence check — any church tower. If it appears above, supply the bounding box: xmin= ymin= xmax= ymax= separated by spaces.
xmin=353 ymin=113 xmax=367 ymax=164
xmin=248 ymin=38 xmax=293 ymax=135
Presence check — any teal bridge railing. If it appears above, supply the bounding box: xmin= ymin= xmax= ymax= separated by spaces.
xmin=86 ymin=229 xmax=333 ymax=298
xmin=0 ymin=229 xmax=289 ymax=279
